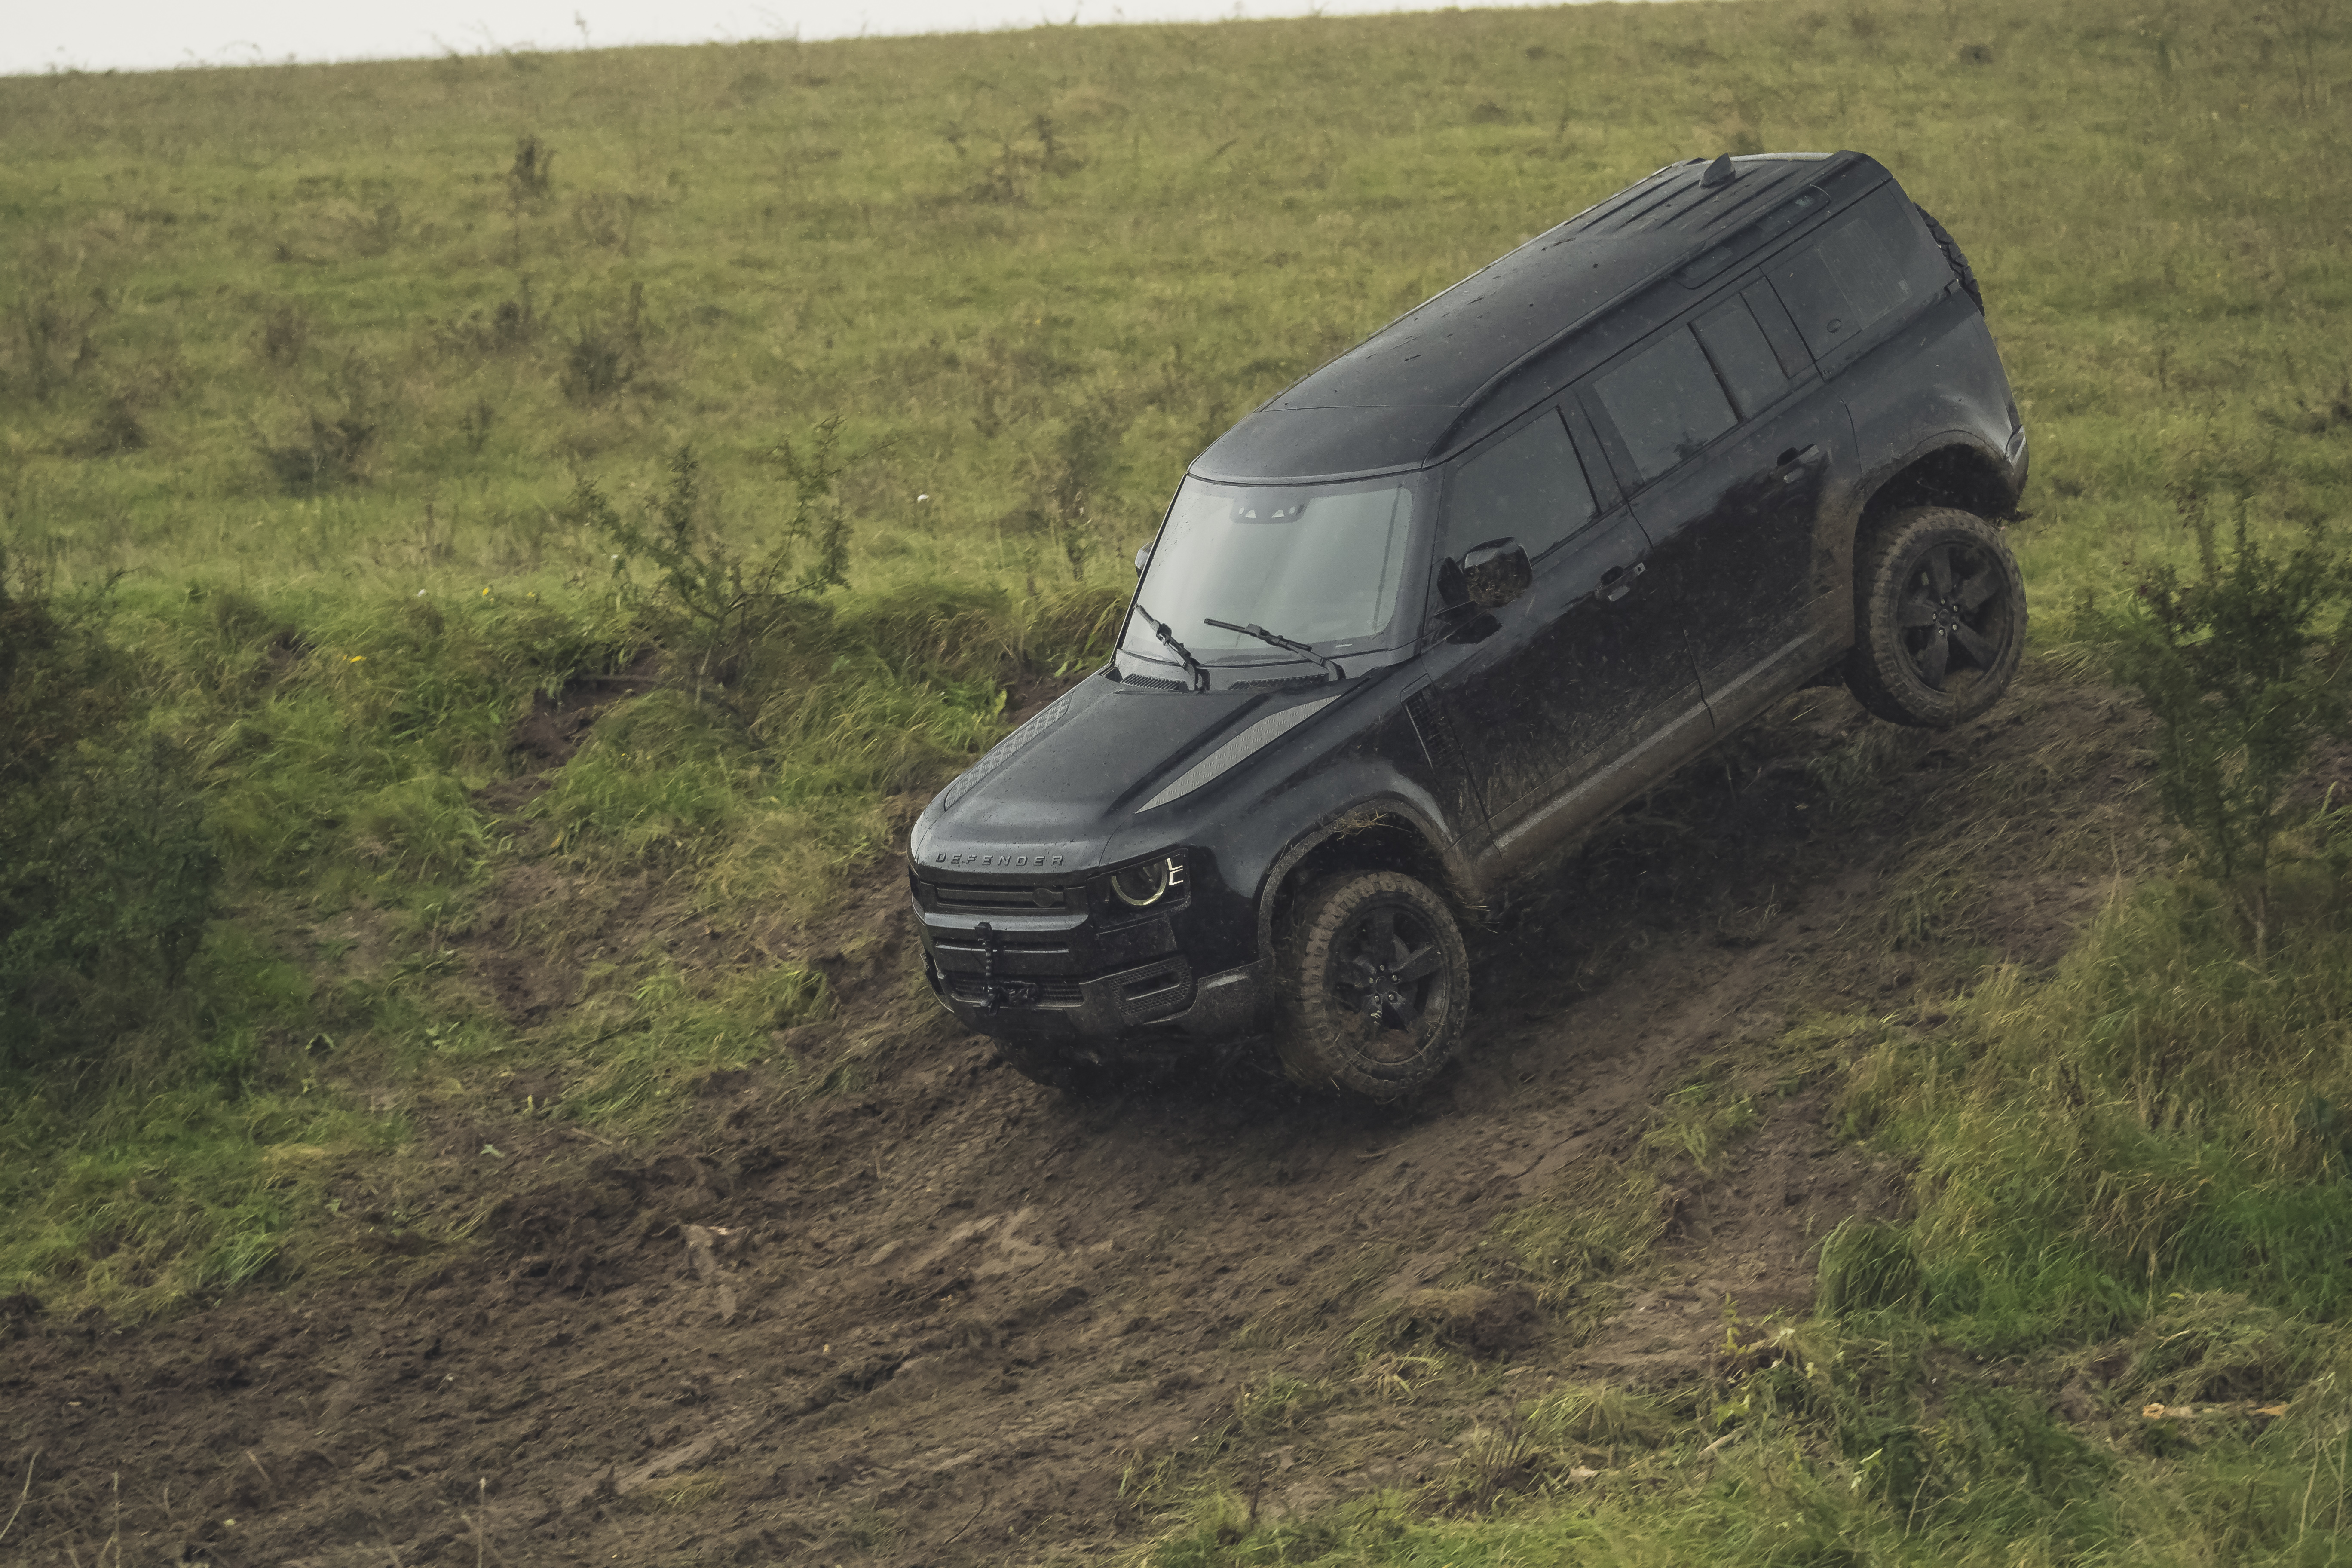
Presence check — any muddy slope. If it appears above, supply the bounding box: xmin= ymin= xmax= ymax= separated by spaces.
xmin=0 ymin=677 xmax=2151 ymax=1567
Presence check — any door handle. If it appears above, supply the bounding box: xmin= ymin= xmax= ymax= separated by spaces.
xmin=1771 ymin=444 xmax=1825 ymax=484
xmin=1598 ymin=561 xmax=1645 ymax=603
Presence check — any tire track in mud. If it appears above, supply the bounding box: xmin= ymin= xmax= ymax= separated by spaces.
xmin=0 ymin=681 xmax=2153 ymax=1565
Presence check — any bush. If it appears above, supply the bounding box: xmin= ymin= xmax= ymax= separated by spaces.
xmin=2084 ymin=496 xmax=2352 ymax=946
xmin=0 ymin=554 xmax=219 ymax=1078
xmin=0 ymin=548 xmax=124 ymax=788
xmin=573 ymin=428 xmax=858 ymax=692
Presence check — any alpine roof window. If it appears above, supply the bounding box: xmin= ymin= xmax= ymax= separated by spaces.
xmin=1673 ymin=183 xmax=1830 ymax=288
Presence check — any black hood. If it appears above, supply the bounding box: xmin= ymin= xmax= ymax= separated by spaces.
xmin=911 ymin=674 xmax=1354 ymax=876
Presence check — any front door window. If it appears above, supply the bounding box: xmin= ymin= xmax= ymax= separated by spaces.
xmin=1422 ymin=408 xmax=1701 ymax=831
xmin=1443 ymin=407 xmax=1599 ymax=564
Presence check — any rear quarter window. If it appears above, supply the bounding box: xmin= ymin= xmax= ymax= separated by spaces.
xmin=1769 ymin=186 xmax=1951 ymax=364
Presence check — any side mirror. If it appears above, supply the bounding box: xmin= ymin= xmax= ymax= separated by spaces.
xmin=1134 ymin=544 xmax=1154 ymax=576
xmin=1460 ymin=538 xmax=1532 ymax=610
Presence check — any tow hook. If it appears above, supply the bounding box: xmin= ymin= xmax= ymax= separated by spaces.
xmin=974 ymin=922 xmax=1036 ymax=1010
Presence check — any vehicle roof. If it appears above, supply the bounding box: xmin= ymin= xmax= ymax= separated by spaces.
xmin=1193 ymin=150 xmax=1888 ymax=484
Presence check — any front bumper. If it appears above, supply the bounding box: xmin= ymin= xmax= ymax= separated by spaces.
xmin=924 ymin=950 xmax=1268 ymax=1042
xmin=909 ymin=848 xmax=1263 ymax=1045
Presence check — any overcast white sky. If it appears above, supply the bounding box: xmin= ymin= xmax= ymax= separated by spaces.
xmin=6 ymin=0 xmax=1646 ymax=77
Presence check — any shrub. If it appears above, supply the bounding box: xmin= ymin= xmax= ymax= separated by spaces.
xmin=0 ymin=554 xmax=219 ymax=1078
xmin=258 ymin=410 xmax=375 ymax=493
xmin=255 ymin=353 xmax=381 ymax=495
xmin=507 ymin=133 xmax=554 ymax=203
xmin=560 ymin=282 xmax=642 ymax=402
xmin=575 ymin=426 xmax=859 ymax=691
xmin=0 ymin=547 xmax=123 ymax=790
xmin=2084 ymin=496 xmax=2352 ymax=947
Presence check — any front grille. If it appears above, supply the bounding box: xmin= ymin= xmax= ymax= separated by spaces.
xmin=928 ymin=881 xmax=1075 ymax=912
xmin=933 ymin=934 xmax=1071 ymax=959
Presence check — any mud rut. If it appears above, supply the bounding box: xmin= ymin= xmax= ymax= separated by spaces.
xmin=0 ymin=679 xmax=2149 ymax=1567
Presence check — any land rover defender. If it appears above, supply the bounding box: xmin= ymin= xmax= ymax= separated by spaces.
xmin=908 ymin=150 xmax=2029 ymax=1098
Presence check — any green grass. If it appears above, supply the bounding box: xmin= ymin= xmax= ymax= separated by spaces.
xmin=1861 ymin=861 xmax=2352 ymax=1346
xmin=6 ymin=0 xmax=2352 ymax=1556
xmin=5 ymin=0 xmax=2349 ymax=607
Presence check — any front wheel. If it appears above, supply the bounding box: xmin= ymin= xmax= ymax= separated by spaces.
xmin=1844 ymin=507 xmax=2026 ymax=728
xmin=1274 ymin=871 xmax=1470 ymax=1099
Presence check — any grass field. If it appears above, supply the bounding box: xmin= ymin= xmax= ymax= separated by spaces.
xmin=5 ymin=0 xmax=2352 ymax=1557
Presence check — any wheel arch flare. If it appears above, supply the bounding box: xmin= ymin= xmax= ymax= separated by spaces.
xmin=1255 ymin=803 xmax=1473 ymax=965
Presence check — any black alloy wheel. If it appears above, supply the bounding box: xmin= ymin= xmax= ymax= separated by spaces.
xmin=1274 ymin=870 xmax=1469 ymax=1099
xmin=1845 ymin=506 xmax=2026 ymax=728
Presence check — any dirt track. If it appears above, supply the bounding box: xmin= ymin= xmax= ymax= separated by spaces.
xmin=0 ymin=676 xmax=2151 ymax=1566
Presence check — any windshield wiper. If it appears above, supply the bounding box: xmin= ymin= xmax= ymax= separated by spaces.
xmin=1203 ymin=618 xmax=1345 ymax=683
xmin=1130 ymin=601 xmax=1208 ymax=692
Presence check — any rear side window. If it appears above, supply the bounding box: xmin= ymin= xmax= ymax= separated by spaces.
xmin=1693 ymin=297 xmax=1787 ymax=420
xmin=1445 ymin=408 xmax=1597 ymax=561
xmin=1770 ymin=186 xmax=1949 ymax=362
xmin=1594 ymin=328 xmax=1736 ymax=484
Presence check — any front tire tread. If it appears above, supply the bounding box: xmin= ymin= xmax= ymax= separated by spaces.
xmin=1273 ymin=870 xmax=1469 ymax=1100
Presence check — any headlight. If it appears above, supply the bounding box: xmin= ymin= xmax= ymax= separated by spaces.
xmin=1110 ymin=855 xmax=1185 ymax=908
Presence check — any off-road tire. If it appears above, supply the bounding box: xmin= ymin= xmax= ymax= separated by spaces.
xmin=1844 ymin=506 xmax=2026 ymax=728
xmin=1273 ymin=871 xmax=1469 ymax=1099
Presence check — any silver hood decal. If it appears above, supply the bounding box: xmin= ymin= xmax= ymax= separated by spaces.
xmin=1136 ymin=691 xmax=1341 ymax=814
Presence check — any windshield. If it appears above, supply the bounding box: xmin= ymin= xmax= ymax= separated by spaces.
xmin=1121 ymin=476 xmax=1421 ymax=671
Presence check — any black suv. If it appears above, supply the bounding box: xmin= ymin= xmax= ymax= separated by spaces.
xmin=909 ymin=150 xmax=2028 ymax=1098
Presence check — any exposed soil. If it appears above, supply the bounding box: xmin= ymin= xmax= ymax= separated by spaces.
xmin=0 ymin=674 xmax=2157 ymax=1567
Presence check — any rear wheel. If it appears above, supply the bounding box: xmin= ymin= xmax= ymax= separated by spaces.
xmin=1274 ymin=871 xmax=1469 ymax=1099
xmin=1844 ymin=507 xmax=2025 ymax=728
